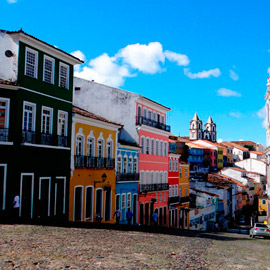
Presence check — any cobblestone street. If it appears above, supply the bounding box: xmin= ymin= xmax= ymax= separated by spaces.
xmin=0 ymin=225 xmax=269 ymax=270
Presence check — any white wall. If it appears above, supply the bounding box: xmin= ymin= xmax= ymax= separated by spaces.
xmin=0 ymin=31 xmax=18 ymax=82
xmin=220 ymin=168 xmax=248 ymax=185
xmin=235 ymin=158 xmax=266 ymax=176
xmin=73 ymin=77 xmax=140 ymax=144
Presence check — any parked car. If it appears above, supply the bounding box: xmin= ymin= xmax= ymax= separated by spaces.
xmin=249 ymin=223 xmax=270 ymax=238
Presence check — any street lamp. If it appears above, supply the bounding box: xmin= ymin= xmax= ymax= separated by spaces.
xmin=94 ymin=173 xmax=107 ymax=187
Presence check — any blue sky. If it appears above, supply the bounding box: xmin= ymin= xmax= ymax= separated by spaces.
xmin=2 ymin=0 xmax=270 ymax=145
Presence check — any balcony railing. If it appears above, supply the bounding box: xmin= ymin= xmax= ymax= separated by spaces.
xmin=116 ymin=173 xmax=139 ymax=182
xmin=179 ymin=196 xmax=190 ymax=203
xmin=139 ymin=183 xmax=169 ymax=193
xmin=22 ymin=130 xmax=68 ymax=147
xmin=168 ymin=196 xmax=180 ymax=204
xmin=0 ymin=128 xmax=9 ymax=142
xmin=136 ymin=116 xmax=171 ymax=132
xmin=74 ymin=155 xmax=115 ymax=169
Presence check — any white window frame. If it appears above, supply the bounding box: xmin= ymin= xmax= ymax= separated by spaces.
xmin=133 ymin=156 xmax=138 ymax=173
xmin=117 ymin=154 xmax=122 ymax=173
xmin=41 ymin=106 xmax=53 ymax=134
xmin=76 ymin=130 xmax=85 ymax=156
xmin=87 ymin=131 xmax=95 ymax=157
xmin=106 ymin=134 xmax=113 ymax=159
xmin=164 ymin=142 xmax=167 ymax=156
xmin=39 ymin=177 xmax=51 ymax=217
xmin=22 ymin=101 xmax=36 ymax=132
xmin=123 ymin=155 xmax=128 ymax=173
xmin=97 ymin=133 xmax=104 ymax=158
xmin=59 ymin=62 xmax=70 ymax=89
xmin=85 ymin=185 xmax=94 ymax=220
xmin=127 ymin=193 xmax=131 ymax=209
xmin=141 ymin=136 xmax=145 ymax=154
xmin=43 ymin=55 xmax=55 ymax=84
xmin=95 ymin=188 xmax=103 ymax=218
xmin=128 ymin=156 xmax=133 ymax=173
xmin=25 ymin=47 xmax=38 ymax=78
xmin=0 ymin=97 xmax=10 ymax=129
xmin=156 ymin=139 xmax=159 ymax=156
xmin=54 ymin=176 xmax=66 ymax=215
xmin=0 ymin=164 xmax=7 ymax=210
xmin=57 ymin=110 xmax=68 ymax=136
xmin=121 ymin=193 xmax=126 ymax=209
xmin=20 ymin=173 xmax=34 ymax=218
xmin=73 ymin=185 xmax=84 ymax=221
xmin=146 ymin=137 xmax=150 ymax=154
xmin=151 ymin=138 xmax=155 ymax=155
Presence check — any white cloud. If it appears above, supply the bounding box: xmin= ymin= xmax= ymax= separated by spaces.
xmin=217 ymin=88 xmax=242 ymax=97
xmin=229 ymin=70 xmax=239 ymax=81
xmin=164 ymin=50 xmax=190 ymax=66
xmin=267 ymin=67 xmax=270 ymax=75
xmin=230 ymin=112 xmax=242 ymax=118
xmin=74 ymin=53 xmax=133 ymax=87
xmin=117 ymin=42 xmax=165 ymax=74
xmin=217 ymin=139 xmax=223 ymax=143
xmin=71 ymin=50 xmax=86 ymax=72
xmin=184 ymin=68 xmax=221 ymax=79
xmin=257 ymin=105 xmax=267 ymax=128
xmin=7 ymin=0 xmax=17 ymax=3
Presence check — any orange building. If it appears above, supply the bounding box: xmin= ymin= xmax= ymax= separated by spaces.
xmin=69 ymin=106 xmax=122 ymax=223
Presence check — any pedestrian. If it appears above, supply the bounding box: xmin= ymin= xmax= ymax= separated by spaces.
xmin=114 ymin=209 xmax=121 ymax=224
xmin=126 ymin=208 xmax=133 ymax=225
xmin=13 ymin=193 xmax=20 ymax=222
xmin=152 ymin=210 xmax=158 ymax=226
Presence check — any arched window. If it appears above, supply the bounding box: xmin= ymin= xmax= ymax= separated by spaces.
xmin=76 ymin=135 xmax=84 ymax=156
xmin=156 ymin=139 xmax=159 ymax=155
xmin=138 ymin=106 xmax=142 ymax=117
xmin=151 ymin=171 xmax=154 ymax=184
xmin=97 ymin=139 xmax=104 ymax=158
xmin=134 ymin=156 xmax=138 ymax=173
xmin=172 ymin=159 xmax=175 ymax=171
xmin=145 ymin=171 xmax=149 ymax=184
xmin=164 ymin=172 xmax=168 ymax=183
xmin=164 ymin=142 xmax=167 ymax=156
xmin=160 ymin=141 xmax=163 ymax=156
xmin=146 ymin=138 xmax=150 ymax=154
xmin=148 ymin=110 xmax=151 ymax=120
xmin=141 ymin=137 xmax=145 ymax=154
xmin=160 ymin=172 xmax=163 ymax=183
xmin=117 ymin=155 xmax=122 ymax=173
xmin=123 ymin=156 xmax=128 ymax=173
xmin=143 ymin=108 xmax=147 ymax=119
xmin=151 ymin=139 xmax=155 ymax=155
xmin=140 ymin=171 xmax=145 ymax=185
xmin=128 ymin=156 xmax=133 ymax=173
xmin=155 ymin=171 xmax=159 ymax=184
xmin=169 ymin=158 xmax=172 ymax=171
xmin=87 ymin=137 xmax=94 ymax=157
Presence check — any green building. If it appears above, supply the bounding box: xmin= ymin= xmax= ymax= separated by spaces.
xmin=0 ymin=30 xmax=83 ymax=221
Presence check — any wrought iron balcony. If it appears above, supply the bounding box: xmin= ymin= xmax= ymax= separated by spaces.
xmin=139 ymin=183 xmax=169 ymax=193
xmin=168 ymin=196 xmax=180 ymax=204
xmin=116 ymin=173 xmax=139 ymax=182
xmin=22 ymin=130 xmax=68 ymax=147
xmin=0 ymin=128 xmax=9 ymax=142
xmin=136 ymin=116 xmax=170 ymax=132
xmin=74 ymin=155 xmax=115 ymax=169
xmin=179 ymin=196 xmax=190 ymax=203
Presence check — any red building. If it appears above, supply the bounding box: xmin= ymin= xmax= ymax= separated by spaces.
xmin=136 ymin=97 xmax=170 ymax=226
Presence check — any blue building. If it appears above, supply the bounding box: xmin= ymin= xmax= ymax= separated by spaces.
xmin=115 ymin=140 xmax=140 ymax=224
xmin=186 ymin=142 xmax=205 ymax=171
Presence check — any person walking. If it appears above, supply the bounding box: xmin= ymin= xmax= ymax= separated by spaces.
xmin=152 ymin=210 xmax=158 ymax=226
xmin=126 ymin=208 xmax=133 ymax=225
xmin=114 ymin=209 xmax=121 ymax=224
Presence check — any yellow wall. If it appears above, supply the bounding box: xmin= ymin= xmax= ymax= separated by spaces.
xmin=179 ymin=164 xmax=190 ymax=197
xmin=258 ymin=198 xmax=268 ymax=214
xmin=69 ymin=120 xmax=118 ymax=223
xmin=217 ymin=147 xmax=223 ymax=168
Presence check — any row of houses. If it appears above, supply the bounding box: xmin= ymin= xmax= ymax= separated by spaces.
xmin=1 ymin=30 xmax=268 ymax=230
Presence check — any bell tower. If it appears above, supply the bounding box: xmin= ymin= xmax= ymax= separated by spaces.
xmin=189 ymin=113 xmax=203 ymax=140
xmin=204 ymin=116 xmax=216 ymax=142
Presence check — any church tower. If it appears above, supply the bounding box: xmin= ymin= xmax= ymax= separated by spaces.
xmin=189 ymin=113 xmax=203 ymax=140
xmin=204 ymin=116 xmax=216 ymax=142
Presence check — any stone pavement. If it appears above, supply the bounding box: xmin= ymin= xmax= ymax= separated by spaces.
xmin=0 ymin=224 xmax=211 ymax=269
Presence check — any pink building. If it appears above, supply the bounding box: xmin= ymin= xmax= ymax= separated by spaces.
xmin=136 ymin=97 xmax=170 ymax=226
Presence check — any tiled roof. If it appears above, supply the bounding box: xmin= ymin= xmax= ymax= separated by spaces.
xmin=227 ymin=167 xmax=247 ymax=173
xmin=0 ymin=79 xmax=18 ymax=86
xmin=231 ymin=140 xmax=257 ymax=146
xmin=186 ymin=142 xmax=210 ymax=149
xmin=3 ymin=29 xmax=84 ymax=64
xmin=190 ymin=187 xmax=219 ymax=197
xmin=73 ymin=106 xmax=123 ymax=127
xmin=227 ymin=142 xmax=249 ymax=151
xmin=250 ymin=151 xmax=264 ymax=155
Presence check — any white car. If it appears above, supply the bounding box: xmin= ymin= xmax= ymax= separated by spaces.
xmin=249 ymin=223 xmax=270 ymax=239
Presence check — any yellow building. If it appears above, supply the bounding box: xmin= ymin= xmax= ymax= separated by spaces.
xmin=217 ymin=146 xmax=224 ymax=168
xmin=258 ymin=196 xmax=268 ymax=215
xmin=69 ymin=106 xmax=122 ymax=223
xmin=178 ymin=161 xmax=190 ymax=229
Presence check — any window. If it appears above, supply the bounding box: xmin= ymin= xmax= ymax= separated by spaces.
xmin=76 ymin=136 xmax=84 ymax=156
xmin=175 ymin=160 xmax=178 ymax=172
xmin=117 ymin=155 xmax=122 ymax=173
xmin=59 ymin=62 xmax=69 ymax=89
xmin=179 ymin=187 xmax=182 ymax=197
xmin=155 ymin=171 xmax=159 ymax=183
xmin=140 ymin=171 xmax=144 ymax=185
xmin=148 ymin=110 xmax=151 ymax=120
xmin=160 ymin=141 xmax=163 ymax=156
xmin=85 ymin=186 xmax=93 ymax=220
xmin=107 ymin=141 xmax=112 ymax=158
xmin=171 ymin=185 xmax=175 ymax=197
xmin=151 ymin=139 xmax=154 ymax=155
xmin=128 ymin=156 xmax=133 ymax=173
xmin=127 ymin=193 xmax=131 ymax=208
xmin=0 ymin=98 xmax=10 ymax=130
xmin=146 ymin=138 xmax=150 ymax=154
xmin=169 ymin=158 xmax=172 ymax=171
xmin=97 ymin=139 xmax=104 ymax=158
xmin=164 ymin=191 xmax=166 ymax=202
xmin=156 ymin=139 xmax=159 ymax=155
xmin=169 ymin=186 xmax=172 ymax=197
xmin=164 ymin=142 xmax=167 ymax=156
xmin=185 ymin=168 xmax=188 ymax=178
xmin=143 ymin=108 xmax=147 ymax=119
xmin=138 ymin=106 xmax=142 ymax=117
xmin=164 ymin=172 xmax=168 ymax=183
xmin=121 ymin=194 xmax=126 ymax=209
xmin=262 ymin=199 xmax=266 ymax=205
xmin=172 ymin=159 xmax=175 ymax=171
xmin=160 ymin=192 xmax=162 ymax=202
xmin=25 ymin=47 xmax=38 ymax=78
xmin=185 ymin=186 xmax=188 ymax=197
xmin=160 ymin=172 xmax=163 ymax=183
xmin=161 ymin=115 xmax=164 ymax=124
xmin=134 ymin=157 xmax=138 ymax=173
xmin=23 ymin=102 xmax=36 ymax=131
xmin=87 ymin=137 xmax=95 ymax=157
xmin=175 ymin=185 xmax=178 ymax=196
xmin=151 ymin=171 xmax=154 ymax=184
xmin=153 ymin=112 xmax=156 ymax=122
xmin=123 ymin=156 xmax=127 ymax=173
xmin=141 ymin=137 xmax=145 ymax=154
xmin=41 ymin=106 xmax=53 ymax=134
xmin=57 ymin=111 xmax=68 ymax=136
xmin=146 ymin=171 xmax=149 ymax=184
xmin=43 ymin=55 xmax=55 ymax=84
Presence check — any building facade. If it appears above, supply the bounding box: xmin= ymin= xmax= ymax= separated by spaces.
xmin=0 ymin=30 xmax=82 ymax=221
